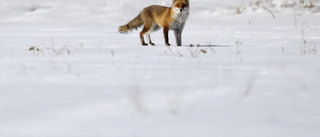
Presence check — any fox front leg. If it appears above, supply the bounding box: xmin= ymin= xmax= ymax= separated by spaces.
xmin=163 ymin=27 xmax=171 ymax=46
xmin=174 ymin=23 xmax=185 ymax=46
xmin=174 ymin=29 xmax=182 ymax=46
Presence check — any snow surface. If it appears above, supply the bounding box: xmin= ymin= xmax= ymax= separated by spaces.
xmin=1 ymin=0 xmax=320 ymax=137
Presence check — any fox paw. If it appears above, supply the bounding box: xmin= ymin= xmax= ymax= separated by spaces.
xmin=141 ymin=43 xmax=148 ymax=46
xmin=149 ymin=42 xmax=155 ymax=46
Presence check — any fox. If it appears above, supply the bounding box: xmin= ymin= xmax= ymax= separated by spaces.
xmin=118 ymin=0 xmax=190 ymax=46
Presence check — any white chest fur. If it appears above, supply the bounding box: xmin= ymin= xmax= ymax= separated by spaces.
xmin=169 ymin=9 xmax=189 ymax=30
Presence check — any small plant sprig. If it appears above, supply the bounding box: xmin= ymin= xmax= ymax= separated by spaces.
xmin=236 ymin=41 xmax=242 ymax=56
xmin=27 ymin=39 xmax=83 ymax=56
xmin=28 ymin=45 xmax=71 ymax=56
xmin=230 ymin=0 xmax=320 ymax=15
xmin=188 ymin=44 xmax=216 ymax=57
xmin=164 ymin=46 xmax=182 ymax=57
xmin=295 ymin=15 xmax=318 ymax=54
xmin=164 ymin=44 xmax=216 ymax=57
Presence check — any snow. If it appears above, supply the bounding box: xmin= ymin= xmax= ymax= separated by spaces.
xmin=1 ymin=0 xmax=320 ymax=137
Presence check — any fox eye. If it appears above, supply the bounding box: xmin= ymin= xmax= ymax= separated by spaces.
xmin=175 ymin=3 xmax=180 ymax=7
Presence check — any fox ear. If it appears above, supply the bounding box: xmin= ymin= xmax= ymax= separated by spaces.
xmin=173 ymin=0 xmax=189 ymax=3
xmin=173 ymin=0 xmax=189 ymax=2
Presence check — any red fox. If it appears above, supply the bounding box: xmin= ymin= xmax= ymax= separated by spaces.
xmin=118 ymin=0 xmax=190 ymax=46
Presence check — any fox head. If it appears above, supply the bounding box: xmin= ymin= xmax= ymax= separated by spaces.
xmin=172 ymin=0 xmax=189 ymax=13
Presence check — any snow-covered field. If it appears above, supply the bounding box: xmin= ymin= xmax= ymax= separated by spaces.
xmin=1 ymin=0 xmax=320 ymax=136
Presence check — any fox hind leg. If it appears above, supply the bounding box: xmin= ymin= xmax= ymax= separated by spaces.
xmin=140 ymin=27 xmax=149 ymax=46
xmin=145 ymin=24 xmax=160 ymax=46
xmin=140 ymin=22 xmax=156 ymax=46
xmin=145 ymin=34 xmax=155 ymax=46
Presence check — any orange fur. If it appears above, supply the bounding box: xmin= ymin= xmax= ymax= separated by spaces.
xmin=118 ymin=0 xmax=190 ymax=46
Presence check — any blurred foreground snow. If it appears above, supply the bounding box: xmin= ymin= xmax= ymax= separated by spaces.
xmin=0 ymin=0 xmax=320 ymax=137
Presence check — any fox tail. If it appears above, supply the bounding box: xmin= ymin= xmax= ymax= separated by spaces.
xmin=118 ymin=14 xmax=143 ymax=33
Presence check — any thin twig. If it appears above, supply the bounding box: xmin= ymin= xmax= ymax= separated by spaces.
xmin=264 ymin=7 xmax=275 ymax=18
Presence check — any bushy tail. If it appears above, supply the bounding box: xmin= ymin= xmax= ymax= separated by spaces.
xmin=118 ymin=14 xmax=143 ymax=33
